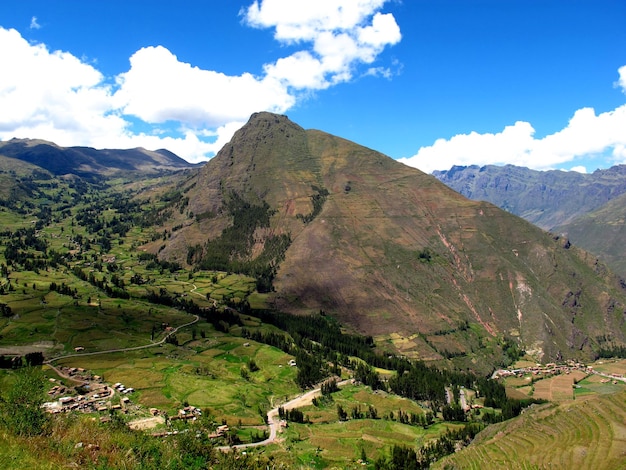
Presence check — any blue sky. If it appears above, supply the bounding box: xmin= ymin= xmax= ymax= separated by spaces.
xmin=1 ymin=1 xmax=625 ymax=173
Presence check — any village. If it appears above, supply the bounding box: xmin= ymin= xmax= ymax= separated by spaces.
xmin=43 ymin=366 xmax=137 ymax=422
xmin=492 ymin=359 xmax=626 ymax=385
xmin=41 ymin=363 xmax=272 ymax=443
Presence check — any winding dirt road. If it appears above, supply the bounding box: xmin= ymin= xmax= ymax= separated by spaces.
xmin=218 ymin=379 xmax=353 ymax=451
xmin=43 ymin=315 xmax=199 ymax=364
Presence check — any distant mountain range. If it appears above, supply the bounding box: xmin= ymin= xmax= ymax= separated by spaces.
xmin=0 ymin=138 xmax=198 ymax=178
xmin=433 ymin=164 xmax=626 ymax=278
xmin=3 ymin=116 xmax=626 ymax=371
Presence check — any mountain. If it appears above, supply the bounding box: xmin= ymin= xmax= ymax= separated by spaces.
xmin=433 ymin=164 xmax=626 ymax=278
xmin=552 ymin=192 xmax=626 ymax=280
xmin=0 ymin=138 xmax=198 ymax=178
xmin=432 ymin=164 xmax=626 ymax=231
xmin=154 ymin=112 xmax=626 ymax=371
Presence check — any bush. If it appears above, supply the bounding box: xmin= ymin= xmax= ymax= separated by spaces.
xmin=0 ymin=366 xmax=48 ymax=436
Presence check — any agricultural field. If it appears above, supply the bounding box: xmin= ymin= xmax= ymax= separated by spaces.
xmin=530 ymin=370 xmax=588 ymax=401
xmin=499 ymin=358 xmax=626 ymax=403
xmin=574 ymin=372 xmax=625 ymax=397
xmin=434 ymin=390 xmax=626 ymax=470
xmin=590 ymin=358 xmax=626 ymax=376
xmin=49 ymin=330 xmax=300 ymax=425
xmin=274 ymin=384 xmax=449 ymax=467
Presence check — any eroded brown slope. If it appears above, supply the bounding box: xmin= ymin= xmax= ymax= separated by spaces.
xmin=180 ymin=112 xmax=626 ymax=367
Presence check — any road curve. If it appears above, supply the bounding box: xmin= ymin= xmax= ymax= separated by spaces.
xmin=44 ymin=315 xmax=199 ymax=364
xmin=218 ymin=379 xmax=353 ymax=452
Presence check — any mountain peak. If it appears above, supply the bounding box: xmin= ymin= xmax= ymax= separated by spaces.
xmin=178 ymin=113 xmax=626 ymax=370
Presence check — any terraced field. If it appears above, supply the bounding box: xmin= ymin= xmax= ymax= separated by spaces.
xmin=434 ymin=390 xmax=626 ymax=469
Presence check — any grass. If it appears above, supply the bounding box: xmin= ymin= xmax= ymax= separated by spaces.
xmin=434 ymin=390 xmax=626 ymax=470
xmin=51 ymin=330 xmax=299 ymax=424
xmin=575 ymin=374 xmax=624 ymax=396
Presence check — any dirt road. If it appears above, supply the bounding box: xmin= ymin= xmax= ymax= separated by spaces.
xmin=44 ymin=315 xmax=199 ymax=364
xmin=218 ymin=379 xmax=353 ymax=451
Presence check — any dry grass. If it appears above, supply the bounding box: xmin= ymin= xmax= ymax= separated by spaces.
xmin=531 ymin=370 xmax=587 ymax=402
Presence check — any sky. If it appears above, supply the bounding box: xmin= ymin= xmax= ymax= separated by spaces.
xmin=1 ymin=0 xmax=625 ymax=174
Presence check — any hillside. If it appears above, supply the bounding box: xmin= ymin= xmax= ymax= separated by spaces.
xmin=0 ymin=138 xmax=197 ymax=178
xmin=434 ymin=389 xmax=626 ymax=470
xmin=432 ymin=164 xmax=626 ymax=231
xmin=1 ymin=116 xmax=626 ymax=469
xmin=155 ymin=112 xmax=626 ymax=371
xmin=553 ymin=192 xmax=626 ymax=280
xmin=433 ymin=164 xmax=626 ymax=279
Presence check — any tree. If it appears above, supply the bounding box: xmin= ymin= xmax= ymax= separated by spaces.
xmin=0 ymin=303 xmax=11 ymax=318
xmin=24 ymin=351 xmax=44 ymax=366
xmin=247 ymin=358 xmax=259 ymax=372
xmin=0 ymin=366 xmax=48 ymax=436
xmin=337 ymin=404 xmax=348 ymax=421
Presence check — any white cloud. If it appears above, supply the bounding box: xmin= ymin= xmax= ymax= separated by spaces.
xmin=113 ymin=46 xmax=294 ymax=126
xmin=617 ymin=65 xmax=626 ymax=94
xmin=29 ymin=16 xmax=41 ymax=30
xmin=0 ymin=28 xmax=227 ymax=161
xmin=0 ymin=28 xmax=121 ymax=140
xmin=245 ymin=0 xmax=401 ymax=89
xmin=401 ymin=72 xmax=626 ymax=174
xmin=0 ymin=1 xmax=401 ymax=163
xmin=569 ymin=166 xmax=587 ymax=174
xmin=244 ymin=0 xmax=389 ymax=42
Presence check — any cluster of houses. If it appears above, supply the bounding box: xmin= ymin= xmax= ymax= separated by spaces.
xmin=493 ymin=360 xmax=626 ymax=386
xmin=492 ymin=360 xmax=593 ymax=380
xmin=58 ymin=365 xmax=103 ymax=383
xmin=43 ymin=373 xmax=135 ymax=417
xmin=113 ymin=382 xmax=135 ymax=394
xmin=170 ymin=405 xmax=202 ymax=421
xmin=43 ymin=384 xmax=116 ymax=415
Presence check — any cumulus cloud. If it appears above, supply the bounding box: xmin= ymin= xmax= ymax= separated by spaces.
xmin=113 ymin=46 xmax=294 ymax=126
xmin=244 ymin=0 xmax=401 ymax=89
xmin=401 ymin=70 xmax=626 ymax=174
xmin=0 ymin=28 xmax=213 ymax=161
xmin=569 ymin=166 xmax=588 ymax=174
xmin=0 ymin=28 xmax=120 ymax=138
xmin=0 ymin=1 xmax=400 ymax=163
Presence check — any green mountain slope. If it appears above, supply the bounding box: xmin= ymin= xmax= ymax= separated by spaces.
xmin=554 ymin=192 xmax=626 ymax=280
xmin=167 ymin=113 xmax=626 ymax=370
xmin=433 ymin=164 xmax=626 ymax=279
xmin=434 ymin=390 xmax=626 ymax=470
xmin=0 ymin=138 xmax=197 ymax=178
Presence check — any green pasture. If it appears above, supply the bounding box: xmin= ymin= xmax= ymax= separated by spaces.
xmin=574 ymin=374 xmax=624 ymax=396
xmin=281 ymin=418 xmax=459 ymax=468
xmin=0 ymin=280 xmax=191 ymax=353
xmin=0 ymin=210 xmax=33 ymax=231
xmin=52 ymin=330 xmax=299 ymax=424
